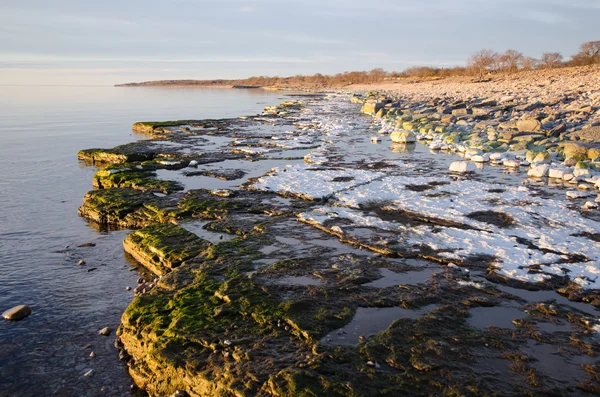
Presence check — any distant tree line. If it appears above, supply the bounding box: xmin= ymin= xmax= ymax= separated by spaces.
xmin=123 ymin=40 xmax=600 ymax=88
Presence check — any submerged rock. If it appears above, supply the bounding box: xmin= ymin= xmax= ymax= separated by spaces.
xmin=2 ymin=305 xmax=32 ymax=321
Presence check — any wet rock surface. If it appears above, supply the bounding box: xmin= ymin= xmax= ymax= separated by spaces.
xmin=2 ymin=305 xmax=32 ymax=321
xmin=78 ymin=93 xmax=600 ymax=396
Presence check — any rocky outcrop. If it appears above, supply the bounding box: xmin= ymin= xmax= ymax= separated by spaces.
xmin=123 ymin=223 xmax=211 ymax=276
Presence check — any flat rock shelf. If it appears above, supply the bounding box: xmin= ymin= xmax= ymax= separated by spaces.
xmin=78 ymin=93 xmax=600 ymax=396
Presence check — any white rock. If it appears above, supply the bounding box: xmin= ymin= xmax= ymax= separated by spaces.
xmin=330 ymin=225 xmax=344 ymax=235
xmin=563 ymin=173 xmax=575 ymax=181
xmin=527 ymin=164 xmax=550 ymax=178
xmin=429 ymin=142 xmax=442 ymax=150
xmin=578 ymin=183 xmax=591 ymax=190
xmin=449 ymin=161 xmax=476 ymax=173
xmin=471 ymin=154 xmax=490 ymax=163
xmin=503 ymin=159 xmax=520 ymax=168
xmin=520 ymin=161 xmax=530 ymax=166
xmin=489 ymin=153 xmax=505 ymax=162
xmin=370 ymin=136 xmax=381 ymax=143
xmin=188 ymin=160 xmax=198 ymax=167
xmin=548 ymin=168 xmax=565 ymax=179
xmin=583 ymin=201 xmax=598 ymax=210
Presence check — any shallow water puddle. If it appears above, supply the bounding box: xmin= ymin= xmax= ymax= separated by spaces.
xmin=324 ymin=304 xmax=438 ymax=345
xmin=493 ymin=284 xmax=598 ymax=316
xmin=363 ymin=267 xmax=440 ymax=288
xmin=179 ymin=220 xmax=236 ymax=244
xmin=275 ymin=275 xmax=323 ymax=286
xmin=522 ymin=340 xmax=594 ymax=385
xmin=468 ymin=306 xmax=527 ymax=329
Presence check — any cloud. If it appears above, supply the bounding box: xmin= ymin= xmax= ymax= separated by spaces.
xmin=520 ymin=10 xmax=569 ymax=24
xmin=0 ymin=53 xmax=336 ymax=66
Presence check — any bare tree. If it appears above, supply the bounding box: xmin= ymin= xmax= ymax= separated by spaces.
xmin=521 ymin=56 xmax=539 ymax=70
xmin=498 ymin=49 xmax=524 ymax=72
xmin=539 ymin=52 xmax=563 ymax=68
xmin=571 ymin=40 xmax=600 ymax=65
xmin=467 ymin=49 xmax=500 ymax=78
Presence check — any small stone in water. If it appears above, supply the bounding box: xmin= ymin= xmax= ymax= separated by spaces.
xmin=98 ymin=327 xmax=112 ymax=336
xmin=2 ymin=305 xmax=32 ymax=321
xmin=78 ymin=260 xmax=86 ymax=265
xmin=89 ymin=351 xmax=96 ymax=358
xmin=125 ymin=286 xmax=132 ymax=291
xmin=83 ymin=369 xmax=94 ymax=377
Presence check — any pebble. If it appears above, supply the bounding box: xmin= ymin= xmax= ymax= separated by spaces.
xmin=366 ymin=360 xmax=380 ymax=369
xmin=125 ymin=286 xmax=132 ymax=291
xmin=89 ymin=351 xmax=96 ymax=358
xmin=98 ymin=327 xmax=112 ymax=336
xmin=2 ymin=304 xmax=32 ymax=321
xmin=83 ymin=369 xmax=94 ymax=377
xmin=78 ymin=260 xmax=86 ymax=265
xmin=584 ymin=201 xmax=598 ymax=210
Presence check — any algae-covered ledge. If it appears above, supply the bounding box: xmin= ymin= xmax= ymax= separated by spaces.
xmin=77 ymin=93 xmax=600 ymax=396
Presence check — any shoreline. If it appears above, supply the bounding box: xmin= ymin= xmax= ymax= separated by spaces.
xmin=114 ymin=64 xmax=600 ymax=93
xmin=77 ymin=84 xmax=600 ymax=395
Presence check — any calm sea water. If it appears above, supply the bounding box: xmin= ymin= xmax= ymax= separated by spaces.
xmin=0 ymin=86 xmax=286 ymax=396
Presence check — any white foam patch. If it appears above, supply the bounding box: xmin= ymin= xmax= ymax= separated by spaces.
xmin=250 ymin=164 xmax=384 ymax=200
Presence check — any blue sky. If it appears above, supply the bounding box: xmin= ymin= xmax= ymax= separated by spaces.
xmin=0 ymin=0 xmax=598 ymax=85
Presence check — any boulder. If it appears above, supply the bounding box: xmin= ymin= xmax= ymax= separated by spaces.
xmin=390 ymin=131 xmax=416 ymax=143
xmin=503 ymin=159 xmax=520 ymax=168
xmin=361 ymin=100 xmax=384 ymax=115
xmin=533 ymin=152 xmax=551 ymax=164
xmin=548 ymin=168 xmax=566 ymax=179
xmin=517 ymin=118 xmax=542 ymax=132
xmin=471 ymin=154 xmax=490 ymax=163
xmin=375 ymin=108 xmax=387 ymax=118
xmin=2 ymin=305 xmax=32 ymax=321
xmin=563 ymin=143 xmax=588 ymax=161
xmin=587 ymin=147 xmax=600 ymax=160
xmin=548 ymin=123 xmax=566 ymax=137
xmin=449 ymin=161 xmax=476 ymax=173
xmin=528 ymin=164 xmax=550 ymax=178
xmin=452 ymin=108 xmax=472 ymax=116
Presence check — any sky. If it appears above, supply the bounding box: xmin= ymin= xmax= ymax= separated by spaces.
xmin=0 ymin=0 xmax=598 ymax=85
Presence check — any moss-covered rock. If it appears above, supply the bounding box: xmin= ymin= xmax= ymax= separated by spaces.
xmin=78 ymin=188 xmax=163 ymax=229
xmin=93 ymin=168 xmax=183 ymax=194
xmin=123 ymin=223 xmax=211 ymax=275
xmin=78 ymin=146 xmax=156 ymax=164
xmin=563 ymin=143 xmax=588 ymax=161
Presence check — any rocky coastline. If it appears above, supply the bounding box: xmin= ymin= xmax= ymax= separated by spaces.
xmin=77 ymin=71 xmax=600 ymax=396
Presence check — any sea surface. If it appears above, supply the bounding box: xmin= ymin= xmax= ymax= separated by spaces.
xmin=0 ymin=85 xmax=286 ymax=396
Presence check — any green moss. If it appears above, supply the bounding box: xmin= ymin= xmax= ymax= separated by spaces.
xmin=124 ymin=223 xmax=211 ymax=275
xmin=78 ymin=147 xmax=156 ymax=164
xmin=173 ymin=193 xmax=249 ymax=219
xmin=78 ymin=188 xmax=159 ymax=228
xmin=133 ymin=120 xmax=205 ymax=130
xmin=94 ymin=168 xmax=183 ymax=194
